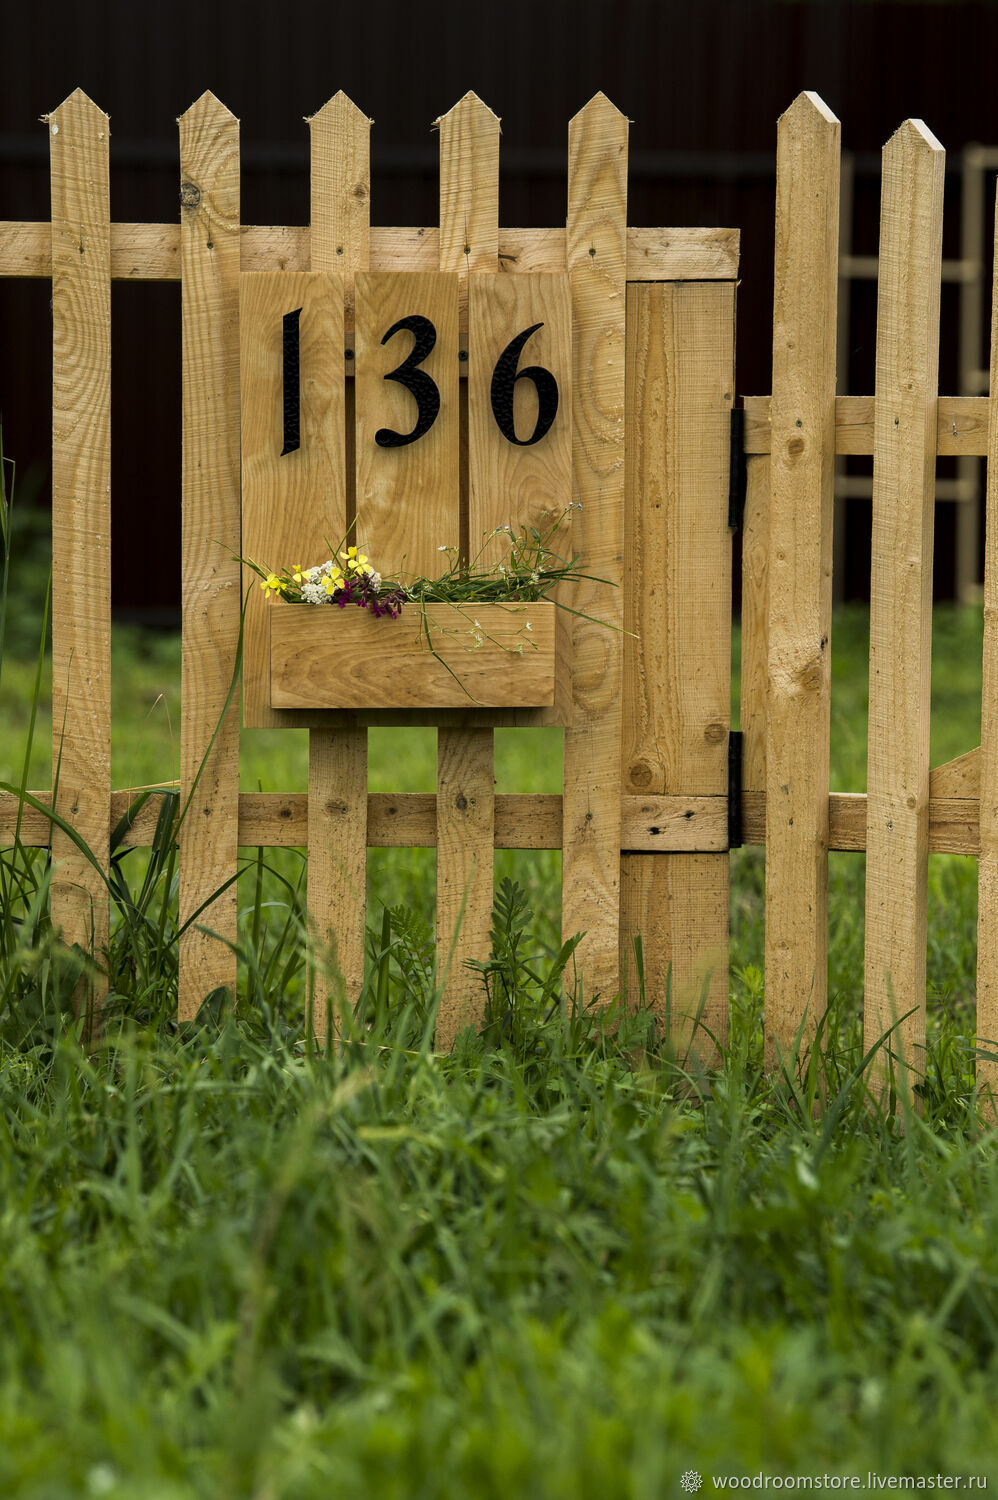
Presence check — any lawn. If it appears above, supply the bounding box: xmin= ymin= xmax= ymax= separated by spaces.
xmin=1 ymin=503 xmax=997 ymax=1495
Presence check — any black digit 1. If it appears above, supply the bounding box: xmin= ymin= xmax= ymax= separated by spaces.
xmin=376 ymin=314 xmax=440 ymax=448
xmin=280 ymin=307 xmax=302 ymax=456
xmin=490 ymin=323 xmax=559 ymax=446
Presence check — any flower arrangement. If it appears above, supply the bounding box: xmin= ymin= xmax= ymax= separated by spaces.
xmin=245 ymin=505 xmax=601 ymax=629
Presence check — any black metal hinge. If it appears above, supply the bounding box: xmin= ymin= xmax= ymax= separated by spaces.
xmin=727 ymin=730 xmax=743 ymax=850
xmin=728 ymin=406 xmax=747 ymax=531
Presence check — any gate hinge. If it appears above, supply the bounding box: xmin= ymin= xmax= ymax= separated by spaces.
xmin=727 ymin=730 xmax=744 ymax=850
xmin=728 ymin=406 xmax=747 ymax=531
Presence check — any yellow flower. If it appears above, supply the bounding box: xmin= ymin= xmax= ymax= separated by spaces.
xmin=341 ymin=545 xmax=370 ymax=574
xmin=261 ymin=573 xmax=283 ymax=599
xmin=291 ymin=562 xmax=304 ymax=583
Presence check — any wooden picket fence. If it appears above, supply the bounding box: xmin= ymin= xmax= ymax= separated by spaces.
xmin=1 ymin=85 xmax=995 ymax=1095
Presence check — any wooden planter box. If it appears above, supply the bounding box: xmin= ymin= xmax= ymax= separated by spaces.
xmin=269 ymin=600 xmax=566 ymax=711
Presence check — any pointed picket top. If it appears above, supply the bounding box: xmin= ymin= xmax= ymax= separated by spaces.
xmin=177 ymin=89 xmax=239 ymax=129
xmin=308 ymin=90 xmax=371 ymax=272
xmin=778 ymin=89 xmax=839 ymax=132
xmin=44 ymin=87 xmax=110 ymax=136
xmin=568 ymin=90 xmax=628 ymax=133
xmin=307 ymin=89 xmax=372 ymax=129
xmin=884 ymin=115 xmax=944 ymax=159
xmin=436 ymin=91 xmax=499 ymax=274
xmin=433 ymin=90 xmax=500 ymax=132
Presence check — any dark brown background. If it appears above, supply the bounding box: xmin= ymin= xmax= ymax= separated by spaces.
xmin=1 ymin=0 xmax=995 ymax=618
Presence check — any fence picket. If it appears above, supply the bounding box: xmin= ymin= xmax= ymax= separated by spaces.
xmin=620 ymin=281 xmax=734 ymax=1051
xmin=562 ymin=94 xmax=628 ymax=1002
xmin=740 ymin=454 xmax=770 ymax=799
xmin=977 ymin=183 xmax=998 ymax=1095
xmin=177 ymin=94 xmax=242 ymax=1020
xmin=864 ymin=119 xmax=945 ymax=1097
xmin=48 ymin=90 xmax=112 ymax=1020
xmin=765 ymin=93 xmax=840 ymax=1066
xmin=434 ymin=92 xmax=500 ymax=1047
xmin=306 ymin=93 xmax=372 ymax=1041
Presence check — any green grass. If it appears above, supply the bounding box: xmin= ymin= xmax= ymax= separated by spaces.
xmin=2 ymin=497 xmax=998 ymax=1493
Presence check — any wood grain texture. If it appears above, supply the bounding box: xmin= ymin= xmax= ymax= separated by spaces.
xmin=354 ymin=271 xmax=461 ymax=574
xmin=979 ymin=182 xmax=998 ymax=1091
xmin=240 ymin=273 xmax=346 ymax=728
xmin=562 ymin=94 xmax=628 ymax=1002
xmin=740 ymin=455 xmax=770 ymax=794
xmin=270 ymin=602 xmax=560 ymax=710
xmin=743 ymin=394 xmax=987 ymax=457
xmin=48 ymin=90 xmax=112 ymax=1013
xmin=864 ymin=119 xmax=945 ymax=1094
xmin=306 ymin=93 xmax=371 ymax=1042
xmin=0 ymin=221 xmax=741 ymax=285
xmin=468 ymin=274 xmax=573 ymax=566
xmin=765 ymin=94 xmax=840 ymax=1066
xmin=178 ymin=93 xmax=242 ymax=1019
xmin=619 ymin=280 xmax=735 ymax=1051
xmin=434 ymin=93 xmax=501 ymax=1047
xmin=6 ymin=787 xmax=989 ymax=857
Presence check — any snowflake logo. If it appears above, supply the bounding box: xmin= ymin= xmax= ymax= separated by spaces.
xmin=680 ymin=1473 xmax=703 ymax=1494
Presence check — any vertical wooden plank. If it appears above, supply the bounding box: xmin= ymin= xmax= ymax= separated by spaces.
xmin=240 ymin=273 xmax=346 ymax=728
xmin=354 ymin=271 xmax=460 ymax=576
xmin=864 ymin=120 xmax=945 ymax=1096
xmin=435 ymin=93 xmax=499 ymax=1047
xmin=765 ymin=93 xmax=840 ymax=1067
xmin=740 ymin=454 xmax=771 ymax=796
xmin=306 ymin=93 xmax=371 ymax=1042
xmin=468 ymin=273 xmax=573 ymax=567
xmin=48 ymin=90 xmax=111 ymax=1015
xmin=976 ymin=183 xmax=998 ymax=1095
xmin=563 ymin=93 xmax=628 ymax=1001
xmin=178 ymin=93 xmax=242 ymax=1019
xmin=620 ymin=282 xmax=735 ymax=1054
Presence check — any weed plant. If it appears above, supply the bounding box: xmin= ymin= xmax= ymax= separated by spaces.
xmin=1 ymin=454 xmax=998 ymax=1494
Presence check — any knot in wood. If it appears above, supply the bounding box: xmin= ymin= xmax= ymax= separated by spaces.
xmin=629 ymin=760 xmax=653 ymax=788
xmin=787 ymin=436 xmax=805 ymax=457
xmin=180 ymin=182 xmax=201 ymax=210
xmin=800 ymin=660 xmax=823 ymax=691
xmin=704 ymin=722 xmax=725 ymax=744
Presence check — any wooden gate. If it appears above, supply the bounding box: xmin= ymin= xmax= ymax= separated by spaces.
xmin=0 ymin=88 xmax=738 ymax=1048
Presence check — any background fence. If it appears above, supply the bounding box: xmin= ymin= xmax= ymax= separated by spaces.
xmin=2 ymin=87 xmax=997 ymax=1097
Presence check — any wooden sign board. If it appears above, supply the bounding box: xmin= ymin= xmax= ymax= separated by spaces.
xmin=239 ymin=270 xmax=572 ymax=727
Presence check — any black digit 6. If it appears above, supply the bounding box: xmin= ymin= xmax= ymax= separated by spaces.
xmin=490 ymin=323 xmax=559 ymax=446
xmin=375 ymin=314 xmax=440 ymax=448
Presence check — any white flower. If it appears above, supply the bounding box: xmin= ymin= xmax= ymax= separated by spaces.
xmin=369 ymin=571 xmax=382 ymax=592
xmin=525 ymin=621 xmax=532 ymax=632
xmin=302 ymin=580 xmax=327 ymax=605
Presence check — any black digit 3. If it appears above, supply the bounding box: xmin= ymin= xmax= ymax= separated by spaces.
xmin=376 ymin=314 xmax=440 ymax=448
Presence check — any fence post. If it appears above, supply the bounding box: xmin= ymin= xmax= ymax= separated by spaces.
xmin=764 ymin=92 xmax=840 ymax=1067
xmin=562 ymin=94 xmax=628 ymax=1002
xmin=306 ymin=92 xmax=371 ymax=1042
xmin=48 ymin=89 xmax=112 ymax=1021
xmin=977 ymin=183 xmax=998 ymax=1096
xmin=864 ymin=119 xmax=945 ymax=1099
xmin=177 ymin=93 xmax=242 ymax=1019
xmin=620 ymin=281 xmax=735 ymax=1053
xmin=434 ymin=92 xmax=500 ymax=1048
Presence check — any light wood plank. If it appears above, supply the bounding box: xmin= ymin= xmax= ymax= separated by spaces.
xmin=740 ymin=455 xmax=770 ymax=794
xmin=765 ymin=93 xmax=840 ymax=1066
xmin=270 ymin=602 xmax=560 ymax=709
xmin=562 ymin=94 xmax=629 ymax=1003
xmin=434 ymin=92 xmax=501 ymax=1047
xmin=743 ymin=393 xmax=988 ymax=458
xmin=0 ymin=221 xmax=741 ymax=284
xmin=864 ymin=119 xmax=945 ymax=1097
xmin=5 ymin=787 xmax=989 ymax=858
xmin=177 ymin=93 xmax=242 ymax=1019
xmin=354 ymin=271 xmax=461 ymax=575
xmin=306 ymin=93 xmax=372 ymax=1044
xmin=468 ymin=273 xmax=573 ymax=567
xmin=979 ymin=181 xmax=998 ymax=1093
xmin=620 ymin=280 xmax=734 ymax=1051
xmin=240 ymin=273 xmax=346 ymax=728
xmin=47 ymin=90 xmax=112 ymax=1018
